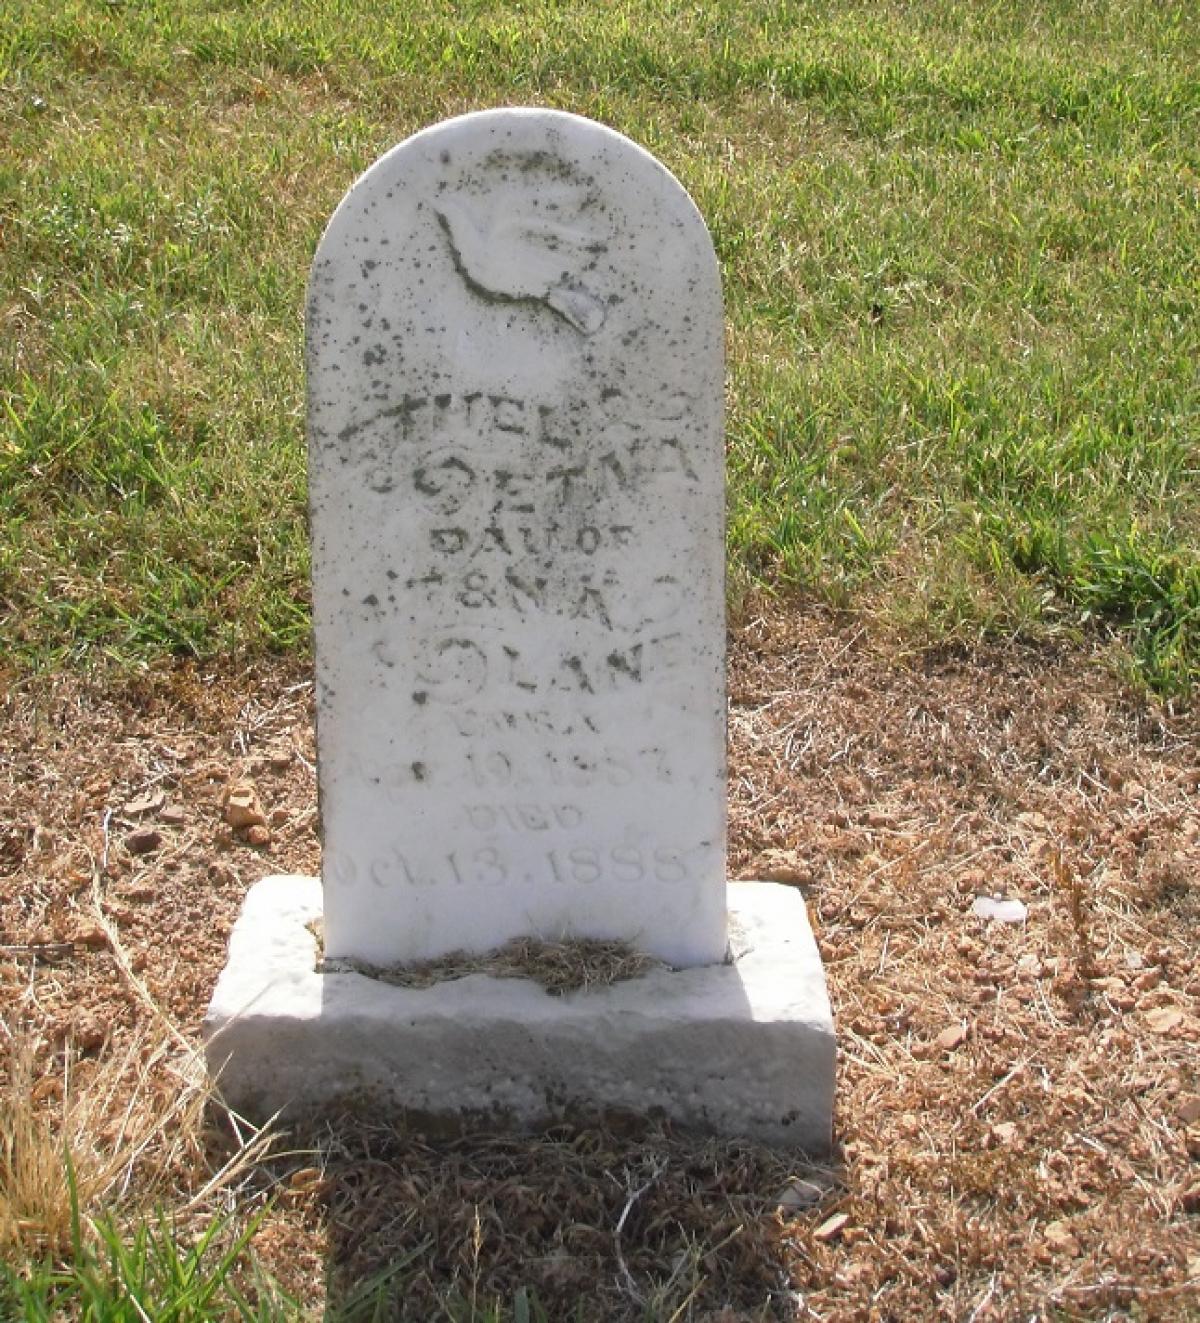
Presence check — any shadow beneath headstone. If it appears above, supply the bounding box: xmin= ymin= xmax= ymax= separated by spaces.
xmin=304 ymin=1110 xmax=843 ymax=1322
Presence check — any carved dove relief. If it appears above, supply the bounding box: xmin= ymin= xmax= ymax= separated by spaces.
xmin=434 ymin=196 xmax=608 ymax=334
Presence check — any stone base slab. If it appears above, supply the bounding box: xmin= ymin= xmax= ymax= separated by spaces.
xmin=204 ymin=878 xmax=835 ymax=1151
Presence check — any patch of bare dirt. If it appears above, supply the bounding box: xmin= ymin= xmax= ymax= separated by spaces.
xmin=1 ymin=603 xmax=1197 ymax=1319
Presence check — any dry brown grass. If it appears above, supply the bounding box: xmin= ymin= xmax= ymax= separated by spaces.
xmin=1 ymin=605 xmax=1198 ymax=1317
xmin=308 ymin=1110 xmax=838 ymax=1320
xmin=0 ymin=1025 xmax=278 ymax=1263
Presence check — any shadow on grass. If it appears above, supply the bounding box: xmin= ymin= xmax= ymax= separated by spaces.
xmin=297 ymin=1112 xmax=841 ymax=1323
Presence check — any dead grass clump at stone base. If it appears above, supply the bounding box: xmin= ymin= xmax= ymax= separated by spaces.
xmin=317 ymin=932 xmax=665 ymax=995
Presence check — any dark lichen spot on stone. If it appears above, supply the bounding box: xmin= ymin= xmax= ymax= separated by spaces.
xmin=412 ymin=761 xmax=427 ymax=781
xmin=362 ymin=594 xmax=379 ymax=606
xmin=412 ymin=691 xmax=428 ymax=705
xmin=563 ymin=656 xmax=594 ymax=694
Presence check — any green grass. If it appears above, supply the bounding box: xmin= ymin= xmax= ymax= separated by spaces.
xmin=1 ymin=0 xmax=1197 ymax=690
xmin=0 ymin=1187 xmax=294 ymax=1321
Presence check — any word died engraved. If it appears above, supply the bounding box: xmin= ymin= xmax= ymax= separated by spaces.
xmin=464 ymin=803 xmax=584 ymax=832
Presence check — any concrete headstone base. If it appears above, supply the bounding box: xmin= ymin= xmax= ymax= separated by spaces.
xmin=204 ymin=878 xmax=835 ymax=1151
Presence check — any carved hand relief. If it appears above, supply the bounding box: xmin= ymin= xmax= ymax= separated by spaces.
xmin=434 ymin=201 xmax=607 ymax=334
xmin=431 ymin=148 xmax=611 ymax=336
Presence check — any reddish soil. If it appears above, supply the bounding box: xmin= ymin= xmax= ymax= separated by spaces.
xmin=2 ymin=603 xmax=1197 ymax=1319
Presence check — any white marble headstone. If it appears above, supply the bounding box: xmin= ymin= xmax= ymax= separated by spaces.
xmin=307 ymin=109 xmax=725 ymax=968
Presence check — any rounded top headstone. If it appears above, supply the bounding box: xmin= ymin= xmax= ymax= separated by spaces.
xmin=313 ymin=107 xmax=715 ymax=313
xmin=307 ymin=108 xmax=727 ymax=968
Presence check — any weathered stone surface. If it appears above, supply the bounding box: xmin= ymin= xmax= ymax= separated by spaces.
xmin=207 ymin=110 xmax=836 ymax=1149
xmin=204 ymin=877 xmax=835 ymax=1151
xmin=307 ymin=109 xmax=726 ymax=968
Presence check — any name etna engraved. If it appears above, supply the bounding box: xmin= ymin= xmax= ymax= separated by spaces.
xmin=340 ymin=388 xmax=699 ymax=497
